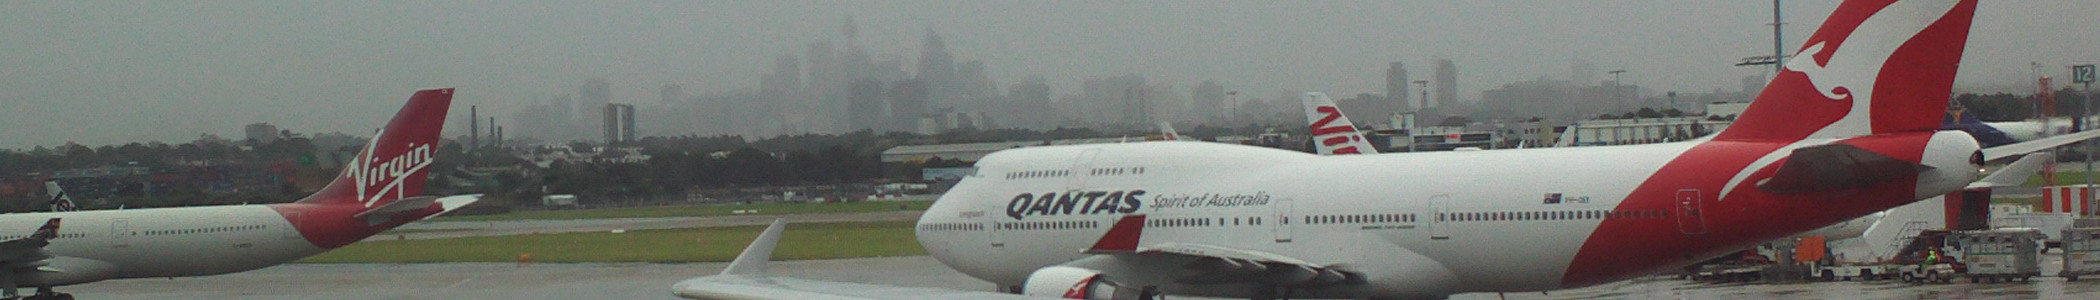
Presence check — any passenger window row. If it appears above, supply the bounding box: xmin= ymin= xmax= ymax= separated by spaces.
xmin=999 ymin=220 xmax=1097 ymax=231
xmin=1147 ymin=217 xmax=1263 ymax=228
xmin=1089 ymin=167 xmax=1146 ymax=176
xmin=1005 ymin=170 xmax=1069 ymax=179
xmin=145 ymin=224 xmax=266 ymax=236
xmin=919 ymin=223 xmax=983 ymax=231
xmin=1437 ymin=209 xmax=1668 ymax=222
xmin=1305 ymin=214 xmax=1414 ymax=224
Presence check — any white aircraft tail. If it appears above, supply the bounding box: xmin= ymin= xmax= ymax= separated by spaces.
xmin=43 ymin=181 xmax=78 ymax=212
xmin=1157 ymin=122 xmax=1182 ymax=141
xmin=1302 ymin=92 xmax=1378 ymax=155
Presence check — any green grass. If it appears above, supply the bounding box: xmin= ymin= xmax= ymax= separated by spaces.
xmin=439 ymin=200 xmax=934 ymax=222
xmin=302 ymin=221 xmax=924 ymax=263
xmin=2023 ymin=171 xmax=2100 ymax=187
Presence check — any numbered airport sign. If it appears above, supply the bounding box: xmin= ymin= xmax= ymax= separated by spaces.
xmin=2076 ymin=65 xmax=2096 ymax=84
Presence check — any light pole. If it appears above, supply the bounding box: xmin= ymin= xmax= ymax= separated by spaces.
xmin=1228 ymin=90 xmax=1239 ymax=130
xmin=2075 ymin=64 xmax=2096 ymax=211
xmin=1609 ymin=70 xmax=1628 ymax=118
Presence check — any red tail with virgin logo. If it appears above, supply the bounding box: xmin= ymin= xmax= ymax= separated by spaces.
xmin=297 ymin=88 xmax=453 ymax=208
xmin=1716 ymin=0 xmax=1974 ymax=141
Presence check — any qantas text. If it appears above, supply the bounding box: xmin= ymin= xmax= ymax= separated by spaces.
xmin=1005 ymin=190 xmax=1145 ymax=220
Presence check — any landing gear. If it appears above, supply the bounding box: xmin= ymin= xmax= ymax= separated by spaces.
xmin=20 ymin=287 xmax=70 ymax=300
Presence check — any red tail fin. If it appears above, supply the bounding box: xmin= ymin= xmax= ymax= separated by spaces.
xmin=298 ymin=88 xmax=454 ymax=208
xmin=1715 ymin=0 xmax=1975 ymax=141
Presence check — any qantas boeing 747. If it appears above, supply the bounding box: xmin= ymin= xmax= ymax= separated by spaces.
xmin=672 ymin=1 xmax=2054 ymax=299
xmin=0 ymin=88 xmax=476 ymax=300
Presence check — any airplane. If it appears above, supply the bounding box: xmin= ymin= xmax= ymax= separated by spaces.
xmin=1156 ymin=122 xmax=1183 ymax=142
xmin=675 ymin=1 xmax=2009 ymax=299
xmin=0 ymin=88 xmax=477 ymax=300
xmin=1301 ymin=93 xmax=1378 ymax=155
xmin=40 ymin=181 xmax=76 ymax=212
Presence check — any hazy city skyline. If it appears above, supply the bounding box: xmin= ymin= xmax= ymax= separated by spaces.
xmin=3 ymin=1 xmax=2094 ymax=149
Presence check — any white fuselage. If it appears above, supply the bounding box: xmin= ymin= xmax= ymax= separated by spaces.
xmin=917 ymin=133 xmax=1978 ymax=299
xmin=0 ymin=204 xmax=328 ymax=286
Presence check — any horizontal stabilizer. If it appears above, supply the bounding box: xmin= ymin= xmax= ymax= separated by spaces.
xmin=421 ymin=194 xmax=485 ymax=221
xmin=1981 ymin=129 xmax=2100 ymax=161
xmin=1967 ymin=152 xmax=2050 ymax=190
xmin=1757 ymin=143 xmax=1925 ymax=194
xmin=351 ymin=195 xmax=438 ymax=223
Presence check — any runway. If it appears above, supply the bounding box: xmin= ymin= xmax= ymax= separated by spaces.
xmin=67 ymin=255 xmax=2100 ymax=299
xmin=66 ymin=256 xmax=986 ymax=300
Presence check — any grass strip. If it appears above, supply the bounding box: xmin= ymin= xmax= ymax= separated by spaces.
xmin=438 ymin=200 xmax=933 ymax=222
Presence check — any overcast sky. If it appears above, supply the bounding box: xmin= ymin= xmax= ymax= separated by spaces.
xmin=2 ymin=0 xmax=2093 ymax=150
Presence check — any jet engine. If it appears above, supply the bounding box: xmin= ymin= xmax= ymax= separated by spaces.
xmin=1021 ymin=266 xmax=1152 ymax=300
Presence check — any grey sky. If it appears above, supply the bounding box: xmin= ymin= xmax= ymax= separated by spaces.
xmin=2 ymin=0 xmax=2093 ymax=150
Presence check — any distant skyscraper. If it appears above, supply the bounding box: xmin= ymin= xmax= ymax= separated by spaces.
xmin=580 ymin=78 xmax=611 ymax=140
xmin=1434 ymin=59 xmax=1459 ymax=108
xmin=915 ymin=29 xmax=957 ymax=108
xmin=603 ymin=103 xmax=637 ymax=145
xmin=1386 ymin=62 xmax=1410 ymax=112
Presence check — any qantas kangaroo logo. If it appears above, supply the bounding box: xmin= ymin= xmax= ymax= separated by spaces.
xmin=1716 ymin=0 xmax=1963 ymax=201
xmin=343 ymin=128 xmax=434 ymax=208
xmin=1309 ymin=106 xmax=1364 ymax=155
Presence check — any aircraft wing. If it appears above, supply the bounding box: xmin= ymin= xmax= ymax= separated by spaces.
xmin=1081 ymin=215 xmax=1361 ymax=287
xmin=0 ymin=219 xmax=61 ymax=266
xmin=671 ymin=219 xmax=1050 ymax=300
xmin=1967 ymin=152 xmax=2050 ymax=189
xmin=1980 ymin=128 xmax=2100 ymax=161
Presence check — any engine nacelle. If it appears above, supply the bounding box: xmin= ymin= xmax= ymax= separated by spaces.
xmin=19 ymin=257 xmax=119 ymax=286
xmin=1022 ymin=266 xmax=1148 ymax=300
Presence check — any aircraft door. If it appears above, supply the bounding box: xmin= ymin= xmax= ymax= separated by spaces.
xmin=1676 ymin=189 xmax=1708 ymax=235
xmin=109 ymin=219 xmax=129 ymax=249
xmin=1273 ymin=197 xmax=1294 ymax=243
xmin=986 ymin=200 xmax=1006 ymax=249
xmin=1429 ymin=194 xmax=1451 ymax=240
xmin=1066 ymin=148 xmax=1102 ymax=190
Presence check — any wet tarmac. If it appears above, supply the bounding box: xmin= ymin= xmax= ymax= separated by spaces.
xmin=65 ymin=255 xmax=2100 ymax=299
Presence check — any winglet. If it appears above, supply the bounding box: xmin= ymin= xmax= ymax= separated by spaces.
xmin=30 ymin=218 xmax=60 ymax=241
xmin=1085 ymin=215 xmax=1147 ymax=254
xmin=722 ymin=218 xmax=788 ymax=276
xmin=1967 ymin=152 xmax=2050 ymax=190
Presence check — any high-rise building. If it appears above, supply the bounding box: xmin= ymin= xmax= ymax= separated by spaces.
xmin=1434 ymin=59 xmax=1459 ymax=108
xmin=580 ymin=78 xmax=611 ymax=141
xmin=915 ymin=30 xmax=957 ymax=109
xmin=603 ymin=103 xmax=638 ymax=145
xmin=1387 ymin=62 xmax=1410 ymax=112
